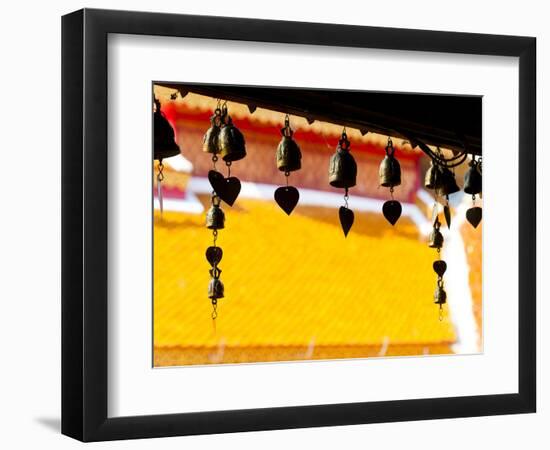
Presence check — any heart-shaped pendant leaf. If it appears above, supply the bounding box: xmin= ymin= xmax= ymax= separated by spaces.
xmin=339 ymin=206 xmax=354 ymax=237
xmin=274 ymin=186 xmax=299 ymax=215
xmin=206 ymin=246 xmax=223 ymax=266
xmin=433 ymin=260 xmax=447 ymax=277
xmin=208 ymin=170 xmax=241 ymax=206
xmin=466 ymin=206 xmax=482 ymax=228
xmin=382 ymin=200 xmax=402 ymax=226
xmin=208 ymin=169 xmax=224 ymax=191
xmin=444 ymin=205 xmax=451 ymax=229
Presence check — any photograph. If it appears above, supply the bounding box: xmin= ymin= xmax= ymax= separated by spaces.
xmin=152 ymin=83 xmax=483 ymax=367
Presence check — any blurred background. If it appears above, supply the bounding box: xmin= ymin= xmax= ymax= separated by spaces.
xmin=152 ymin=84 xmax=482 ymax=367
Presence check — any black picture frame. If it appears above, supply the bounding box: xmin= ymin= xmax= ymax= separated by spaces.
xmin=62 ymin=8 xmax=536 ymax=442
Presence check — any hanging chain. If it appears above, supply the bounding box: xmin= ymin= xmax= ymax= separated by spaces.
xmin=157 ymin=160 xmax=165 ymax=216
xmin=344 ymin=187 xmax=349 ymax=209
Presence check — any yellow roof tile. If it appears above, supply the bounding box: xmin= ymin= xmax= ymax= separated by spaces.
xmin=154 ymin=196 xmax=456 ymax=361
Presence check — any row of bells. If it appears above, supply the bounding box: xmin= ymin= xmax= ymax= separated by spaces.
xmin=328 ymin=136 xmax=402 ymax=189
xmin=203 ymin=109 xmax=247 ymax=162
xmin=327 ymin=137 xmax=482 ymax=196
xmin=158 ymin=100 xmax=481 ymax=200
xmin=425 ymin=159 xmax=482 ymax=196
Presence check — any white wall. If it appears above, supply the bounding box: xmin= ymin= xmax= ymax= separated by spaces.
xmin=0 ymin=1 xmax=546 ymax=448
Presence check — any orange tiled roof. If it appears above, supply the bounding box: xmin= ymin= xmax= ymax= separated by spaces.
xmin=154 ymin=196 xmax=456 ymax=366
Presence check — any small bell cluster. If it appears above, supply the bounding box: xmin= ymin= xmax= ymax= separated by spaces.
xmin=422 ymin=153 xmax=482 ymax=318
xmin=424 ymin=151 xmax=482 ymax=230
xmin=203 ymin=101 xmax=246 ymax=207
xmin=202 ymin=101 xmax=247 ymax=320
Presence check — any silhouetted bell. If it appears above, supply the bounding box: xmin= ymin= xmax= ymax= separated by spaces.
xmin=428 ymin=222 xmax=444 ymax=249
xmin=434 ymin=285 xmax=447 ymax=305
xmin=276 ymin=126 xmax=302 ymax=172
xmin=436 ymin=168 xmax=460 ymax=197
xmin=424 ymin=161 xmax=442 ymax=190
xmin=154 ymin=99 xmax=180 ymax=161
xmin=463 ymin=159 xmax=482 ymax=195
xmin=203 ymin=109 xmax=222 ymax=154
xmin=206 ymin=196 xmax=225 ymax=230
xmin=208 ymin=277 xmax=224 ymax=300
xmin=219 ymin=116 xmax=246 ymax=162
xmin=329 ymin=132 xmax=357 ymax=188
xmin=379 ymin=140 xmax=401 ymax=187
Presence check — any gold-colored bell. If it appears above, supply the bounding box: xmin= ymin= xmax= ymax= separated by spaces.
xmin=206 ymin=196 xmax=225 ymax=230
xmin=436 ymin=168 xmax=460 ymax=197
xmin=379 ymin=139 xmax=401 ymax=187
xmin=154 ymin=98 xmax=180 ymax=161
xmin=424 ymin=161 xmax=442 ymax=190
xmin=276 ymin=120 xmax=302 ymax=172
xmin=203 ymin=108 xmax=222 ymax=154
xmin=208 ymin=276 xmax=224 ymax=300
xmin=463 ymin=159 xmax=482 ymax=195
xmin=434 ymin=285 xmax=447 ymax=305
xmin=428 ymin=221 xmax=444 ymax=249
xmin=329 ymin=132 xmax=357 ymax=188
xmin=219 ymin=115 xmax=246 ymax=162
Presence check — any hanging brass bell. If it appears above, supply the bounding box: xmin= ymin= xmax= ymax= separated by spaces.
xmin=436 ymin=168 xmax=460 ymax=197
xmin=208 ymin=277 xmax=224 ymax=300
xmin=463 ymin=159 xmax=482 ymax=195
xmin=219 ymin=115 xmax=246 ymax=162
xmin=276 ymin=124 xmax=302 ymax=172
xmin=203 ymin=108 xmax=222 ymax=154
xmin=379 ymin=139 xmax=401 ymax=187
xmin=206 ymin=197 xmax=225 ymax=230
xmin=329 ymin=132 xmax=357 ymax=188
xmin=424 ymin=161 xmax=442 ymax=190
xmin=428 ymin=222 xmax=444 ymax=249
xmin=434 ymin=285 xmax=447 ymax=305
xmin=153 ymin=99 xmax=180 ymax=161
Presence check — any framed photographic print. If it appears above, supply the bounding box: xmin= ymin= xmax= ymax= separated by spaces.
xmin=61 ymin=8 xmax=536 ymax=442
